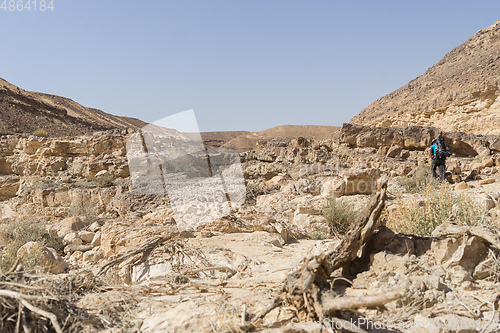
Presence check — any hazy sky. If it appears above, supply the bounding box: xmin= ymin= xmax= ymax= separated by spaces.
xmin=1 ymin=1 xmax=499 ymax=132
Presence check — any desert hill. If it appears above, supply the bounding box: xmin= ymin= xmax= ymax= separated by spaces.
xmin=0 ymin=78 xmax=146 ymax=137
xmin=350 ymin=20 xmax=500 ymax=135
xmin=199 ymin=131 xmax=250 ymax=148
xmin=222 ymin=124 xmax=340 ymax=152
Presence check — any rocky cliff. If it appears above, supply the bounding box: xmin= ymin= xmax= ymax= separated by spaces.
xmin=350 ymin=20 xmax=500 ymax=135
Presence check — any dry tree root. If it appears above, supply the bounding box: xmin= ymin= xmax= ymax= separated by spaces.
xmin=322 ymin=290 xmax=405 ymax=312
xmin=0 ymin=270 xmax=102 ymax=332
xmin=97 ymin=233 xmax=179 ymax=276
xmin=252 ymin=177 xmax=404 ymax=330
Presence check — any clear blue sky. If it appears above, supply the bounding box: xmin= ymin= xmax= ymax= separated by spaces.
xmin=1 ymin=1 xmax=499 ymax=132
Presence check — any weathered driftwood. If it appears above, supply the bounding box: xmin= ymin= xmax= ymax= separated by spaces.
xmin=97 ymin=233 xmax=178 ymax=276
xmin=190 ymin=266 xmax=236 ymax=276
xmin=322 ymin=290 xmax=404 ymax=311
xmin=276 ymin=176 xmax=392 ymax=321
xmin=19 ymin=299 xmax=63 ymax=333
xmin=0 ymin=289 xmax=63 ymax=333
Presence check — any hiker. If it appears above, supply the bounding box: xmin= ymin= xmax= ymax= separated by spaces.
xmin=427 ymin=135 xmax=451 ymax=182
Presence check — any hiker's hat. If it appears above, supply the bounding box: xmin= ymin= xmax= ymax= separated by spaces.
xmin=431 ymin=139 xmax=437 ymax=144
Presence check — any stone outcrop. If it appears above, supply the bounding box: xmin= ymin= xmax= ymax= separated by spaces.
xmin=341 ymin=123 xmax=500 ymax=156
xmin=0 ymin=130 xmax=130 ymax=180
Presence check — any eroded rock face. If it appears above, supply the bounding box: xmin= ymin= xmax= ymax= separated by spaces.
xmin=341 ymin=123 xmax=500 ymax=156
xmin=341 ymin=168 xmax=380 ymax=196
xmin=0 ymin=131 xmax=130 ymax=179
xmin=0 ymin=175 xmax=20 ymax=200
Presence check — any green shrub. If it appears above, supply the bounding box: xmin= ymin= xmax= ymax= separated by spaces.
xmin=0 ymin=217 xmax=64 ymax=273
xmin=92 ymin=173 xmax=115 ymax=188
xmin=310 ymin=230 xmax=325 ymax=240
xmin=322 ymin=197 xmax=359 ymax=236
xmin=32 ymin=129 xmax=48 ymax=138
xmin=397 ymin=165 xmax=439 ymax=194
xmin=387 ymin=187 xmax=486 ymax=237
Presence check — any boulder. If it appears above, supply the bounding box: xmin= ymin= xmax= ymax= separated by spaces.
xmin=88 ymin=221 xmax=102 ymax=232
xmin=479 ymin=178 xmax=496 ymax=185
xmin=431 ymin=235 xmax=487 ymax=274
xmin=321 ymin=178 xmax=345 ymax=198
xmin=474 ymin=193 xmax=496 ymax=211
xmin=0 ymin=175 xmax=20 ymax=200
xmin=446 ymin=160 xmax=462 ymax=175
xmin=64 ymin=244 xmax=93 ymax=254
xmin=79 ymin=230 xmax=96 ymax=243
xmin=91 ymin=231 xmax=101 ymax=247
xmin=54 ymin=216 xmax=90 ymax=238
xmin=17 ymin=241 xmax=68 ymax=274
xmin=290 ymin=137 xmax=310 ymax=148
xmin=68 ymin=251 xmax=84 ymax=265
xmin=63 ymin=232 xmax=83 ymax=246
xmin=402 ymin=126 xmax=439 ymax=150
xmin=341 ymin=168 xmax=380 ymax=195
xmin=265 ymin=174 xmax=291 ymax=188
xmin=472 ymin=157 xmax=495 ymax=170
xmin=386 ymin=145 xmax=403 ymax=158
xmin=455 ymin=181 xmax=471 ymax=191
xmin=82 ymin=250 xmax=104 ymax=265
xmin=281 ymin=178 xmax=321 ymax=196
xmin=473 ymin=258 xmax=494 ymax=280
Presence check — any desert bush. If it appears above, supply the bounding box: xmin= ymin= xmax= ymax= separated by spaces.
xmin=397 ymin=164 xmax=439 ymax=193
xmin=31 ymin=176 xmax=59 ymax=190
xmin=310 ymin=230 xmax=325 ymax=240
xmin=93 ymin=173 xmax=115 ymax=187
xmin=0 ymin=217 xmax=64 ymax=273
xmin=32 ymin=129 xmax=48 ymax=138
xmin=245 ymin=180 xmax=275 ymax=204
xmin=322 ymin=197 xmax=359 ymax=236
xmin=387 ymin=187 xmax=486 ymax=237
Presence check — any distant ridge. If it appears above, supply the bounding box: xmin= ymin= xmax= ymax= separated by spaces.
xmin=222 ymin=125 xmax=339 ymax=152
xmin=0 ymin=78 xmax=146 ymax=137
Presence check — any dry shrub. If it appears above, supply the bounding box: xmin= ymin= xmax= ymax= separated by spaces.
xmin=245 ymin=180 xmax=274 ymax=204
xmin=67 ymin=199 xmax=94 ymax=220
xmin=322 ymin=197 xmax=359 ymax=236
xmin=397 ymin=164 xmax=439 ymax=194
xmin=32 ymin=129 xmax=48 ymax=138
xmin=387 ymin=186 xmax=486 ymax=237
xmin=31 ymin=177 xmax=59 ymax=190
xmin=0 ymin=217 xmax=64 ymax=273
xmin=0 ymin=270 xmax=106 ymax=332
xmin=92 ymin=173 xmax=115 ymax=188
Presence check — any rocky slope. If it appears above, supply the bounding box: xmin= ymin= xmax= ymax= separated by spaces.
xmin=0 ymin=126 xmax=499 ymax=332
xmin=0 ymin=78 xmax=146 ymax=136
xmin=350 ymin=20 xmax=500 ymax=135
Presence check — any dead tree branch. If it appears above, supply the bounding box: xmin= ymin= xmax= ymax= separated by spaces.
xmin=97 ymin=233 xmax=178 ymax=276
